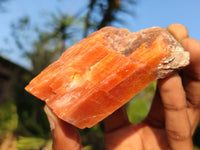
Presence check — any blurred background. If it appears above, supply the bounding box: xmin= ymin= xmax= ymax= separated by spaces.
xmin=0 ymin=0 xmax=199 ymax=149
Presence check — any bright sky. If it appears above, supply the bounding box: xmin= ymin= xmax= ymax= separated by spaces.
xmin=0 ymin=0 xmax=199 ymax=69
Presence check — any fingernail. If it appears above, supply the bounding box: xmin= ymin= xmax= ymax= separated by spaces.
xmin=44 ymin=105 xmax=57 ymax=130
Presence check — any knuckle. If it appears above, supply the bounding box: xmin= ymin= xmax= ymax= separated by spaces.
xmin=186 ymin=96 xmax=200 ymax=108
xmin=163 ymin=103 xmax=186 ymax=111
xmin=166 ymin=128 xmax=192 ymax=141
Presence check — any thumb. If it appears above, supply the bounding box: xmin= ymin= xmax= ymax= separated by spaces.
xmin=44 ymin=105 xmax=83 ymax=150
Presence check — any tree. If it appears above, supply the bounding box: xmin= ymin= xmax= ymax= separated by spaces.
xmin=83 ymin=0 xmax=136 ymax=37
xmin=11 ymin=14 xmax=75 ymax=75
xmin=0 ymin=0 xmax=9 ymax=12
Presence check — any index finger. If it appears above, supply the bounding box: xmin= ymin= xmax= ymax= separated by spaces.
xmin=167 ymin=24 xmax=200 ymax=131
xmin=181 ymin=38 xmax=200 ymax=106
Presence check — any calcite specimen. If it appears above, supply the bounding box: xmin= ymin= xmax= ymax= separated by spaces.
xmin=25 ymin=27 xmax=189 ymax=129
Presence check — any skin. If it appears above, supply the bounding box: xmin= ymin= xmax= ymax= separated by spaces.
xmin=44 ymin=24 xmax=200 ymax=150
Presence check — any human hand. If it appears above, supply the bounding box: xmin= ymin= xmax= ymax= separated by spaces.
xmin=44 ymin=24 xmax=200 ymax=150
xmin=104 ymin=24 xmax=200 ymax=150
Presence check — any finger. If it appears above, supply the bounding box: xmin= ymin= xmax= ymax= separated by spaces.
xmin=181 ymin=38 xmax=200 ymax=132
xmin=44 ymin=105 xmax=83 ymax=150
xmin=167 ymin=24 xmax=200 ymax=131
xmin=140 ymin=24 xmax=189 ymax=128
xmin=166 ymin=24 xmax=189 ymax=42
xmin=181 ymin=38 xmax=200 ymax=106
xmin=104 ymin=107 xmax=130 ymax=133
xmin=158 ymin=74 xmax=193 ymax=150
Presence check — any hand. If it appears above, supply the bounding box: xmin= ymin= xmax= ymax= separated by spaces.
xmin=44 ymin=24 xmax=200 ymax=150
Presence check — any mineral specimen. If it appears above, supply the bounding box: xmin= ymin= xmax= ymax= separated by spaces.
xmin=25 ymin=27 xmax=189 ymax=129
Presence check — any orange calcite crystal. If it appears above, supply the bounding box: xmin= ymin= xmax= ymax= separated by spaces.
xmin=25 ymin=27 xmax=189 ymax=129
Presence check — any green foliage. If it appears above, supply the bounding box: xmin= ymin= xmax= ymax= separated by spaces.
xmin=14 ymin=89 xmax=50 ymax=137
xmin=84 ymin=145 xmax=93 ymax=150
xmin=80 ymin=125 xmax=104 ymax=150
xmin=126 ymin=81 xmax=156 ymax=123
xmin=17 ymin=136 xmax=52 ymax=150
xmin=194 ymin=146 xmax=200 ymax=150
xmin=127 ymin=98 xmax=149 ymax=123
xmin=0 ymin=101 xmax=18 ymax=132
